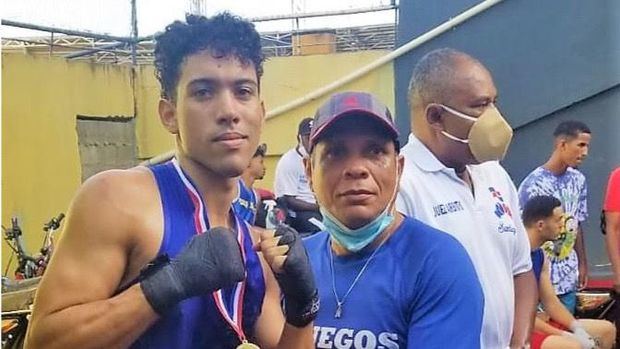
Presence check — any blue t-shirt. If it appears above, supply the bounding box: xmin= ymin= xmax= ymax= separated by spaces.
xmin=518 ymin=166 xmax=587 ymax=294
xmin=303 ymin=217 xmax=484 ymax=349
xmin=233 ymin=180 xmax=258 ymax=225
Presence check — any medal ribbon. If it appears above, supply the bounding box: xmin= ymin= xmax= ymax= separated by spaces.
xmin=172 ymin=158 xmax=249 ymax=343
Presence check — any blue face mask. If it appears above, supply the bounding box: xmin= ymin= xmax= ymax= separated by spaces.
xmin=320 ymin=206 xmax=394 ymax=252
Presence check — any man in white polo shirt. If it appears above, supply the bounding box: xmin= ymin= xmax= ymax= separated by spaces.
xmin=396 ymin=48 xmax=537 ymax=349
xmin=274 ymin=117 xmax=321 ymax=235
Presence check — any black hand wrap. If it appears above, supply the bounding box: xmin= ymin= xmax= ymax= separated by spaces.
xmin=140 ymin=227 xmax=245 ymax=315
xmin=274 ymin=224 xmax=319 ymax=328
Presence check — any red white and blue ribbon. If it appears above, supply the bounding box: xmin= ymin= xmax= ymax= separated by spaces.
xmin=172 ymin=158 xmax=249 ymax=342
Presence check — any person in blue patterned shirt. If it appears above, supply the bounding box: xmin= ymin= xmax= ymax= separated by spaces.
xmin=234 ymin=143 xmax=267 ymax=224
xmin=518 ymin=120 xmax=592 ymax=313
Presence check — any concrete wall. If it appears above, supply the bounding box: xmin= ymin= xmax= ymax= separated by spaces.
xmin=1 ymin=50 xmax=394 ymax=274
xmin=394 ymin=0 xmax=620 ymax=276
xmin=1 ymin=53 xmax=134 ymax=272
xmin=134 ymin=65 xmax=175 ymax=160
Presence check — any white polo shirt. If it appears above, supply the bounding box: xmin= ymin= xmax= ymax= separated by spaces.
xmin=274 ymin=146 xmax=316 ymax=204
xmin=396 ymin=134 xmax=532 ymax=349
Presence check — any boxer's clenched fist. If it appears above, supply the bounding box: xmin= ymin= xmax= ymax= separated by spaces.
xmin=256 ymin=224 xmax=319 ymax=328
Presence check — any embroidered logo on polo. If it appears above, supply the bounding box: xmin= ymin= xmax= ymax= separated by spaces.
xmin=299 ymin=174 xmax=309 ymax=184
xmin=489 ymin=187 xmax=513 ymax=219
xmin=432 ymin=200 xmax=464 ymax=217
xmin=489 ymin=187 xmax=516 ymax=235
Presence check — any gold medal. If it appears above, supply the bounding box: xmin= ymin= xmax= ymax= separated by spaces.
xmin=236 ymin=341 xmax=260 ymax=349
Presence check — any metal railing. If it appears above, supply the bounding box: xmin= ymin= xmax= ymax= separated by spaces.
xmin=1 ymin=4 xmax=398 ymax=65
xmin=1 ymin=23 xmax=396 ymax=64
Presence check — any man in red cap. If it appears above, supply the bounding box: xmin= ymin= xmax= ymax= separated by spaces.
xmin=304 ymin=91 xmax=484 ymax=348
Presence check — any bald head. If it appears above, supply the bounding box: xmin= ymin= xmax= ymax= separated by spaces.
xmin=406 ymin=48 xmax=498 ymax=169
xmin=408 ymin=48 xmax=488 ymax=112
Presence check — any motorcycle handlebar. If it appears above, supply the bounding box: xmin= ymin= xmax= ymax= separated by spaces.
xmin=43 ymin=213 xmax=65 ymax=232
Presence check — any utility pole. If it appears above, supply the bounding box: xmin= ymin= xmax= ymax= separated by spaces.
xmin=189 ymin=0 xmax=207 ymax=16
xmin=290 ymin=0 xmax=305 ymax=32
xmin=130 ymin=0 xmax=138 ymax=65
xmin=291 ymin=0 xmax=305 ymax=55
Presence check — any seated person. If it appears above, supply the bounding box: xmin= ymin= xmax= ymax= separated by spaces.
xmin=274 ymin=118 xmax=322 ymax=235
xmin=234 ymin=143 xmax=267 ymax=224
xmin=523 ymin=195 xmax=616 ymax=349
xmin=303 ymin=91 xmax=484 ymax=348
xmin=256 ymin=187 xmax=275 ymax=201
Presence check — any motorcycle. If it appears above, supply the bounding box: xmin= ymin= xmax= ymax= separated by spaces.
xmin=1 ymin=214 xmax=64 ymax=349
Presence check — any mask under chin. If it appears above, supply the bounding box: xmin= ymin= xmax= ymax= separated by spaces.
xmin=320 ymin=206 xmax=394 ymax=253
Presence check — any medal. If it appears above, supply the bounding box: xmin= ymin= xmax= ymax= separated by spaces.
xmin=236 ymin=341 xmax=261 ymax=349
xmin=173 ymin=158 xmax=253 ymax=346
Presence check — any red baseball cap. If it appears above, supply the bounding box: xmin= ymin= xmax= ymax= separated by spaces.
xmin=309 ymin=91 xmax=399 ymax=151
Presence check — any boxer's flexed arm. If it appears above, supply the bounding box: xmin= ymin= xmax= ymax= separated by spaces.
xmin=26 ymin=169 xmax=247 ymax=349
xmin=26 ymin=169 xmax=162 ymax=349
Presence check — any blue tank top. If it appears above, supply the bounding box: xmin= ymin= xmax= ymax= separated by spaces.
xmin=531 ymin=248 xmax=545 ymax=284
xmin=233 ymin=180 xmax=258 ymax=225
xmin=131 ymin=161 xmax=265 ymax=349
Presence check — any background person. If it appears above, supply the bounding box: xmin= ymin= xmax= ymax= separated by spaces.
xmin=604 ymin=167 xmax=620 ymax=293
xmin=603 ymin=166 xmax=620 ymax=342
xmin=523 ymin=195 xmax=615 ymax=349
xmin=234 ymin=143 xmax=267 ymax=224
xmin=274 ymin=117 xmax=322 ymax=235
xmin=396 ymin=48 xmax=537 ymax=349
xmin=519 ymin=121 xmax=592 ymax=314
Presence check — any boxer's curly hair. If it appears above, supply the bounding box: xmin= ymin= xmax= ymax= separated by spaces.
xmin=154 ymin=12 xmax=264 ymax=101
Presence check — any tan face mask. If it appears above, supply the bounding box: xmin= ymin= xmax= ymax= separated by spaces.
xmin=438 ymin=104 xmax=514 ymax=163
